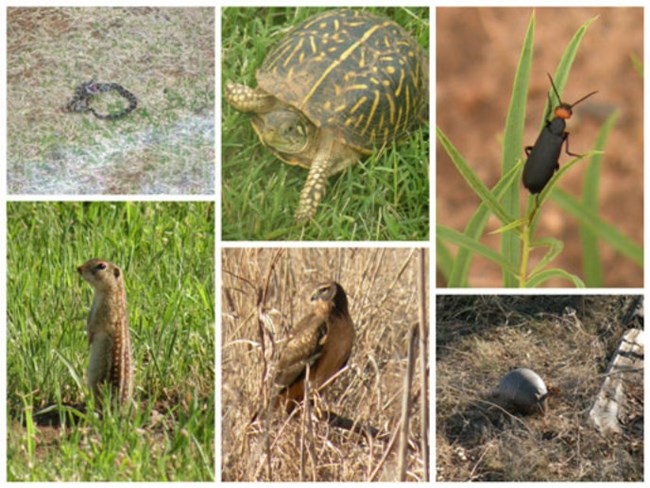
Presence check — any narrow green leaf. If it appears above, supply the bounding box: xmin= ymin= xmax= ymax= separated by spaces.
xmin=630 ymin=52 xmax=643 ymax=78
xmin=525 ymin=268 xmax=586 ymax=287
xmin=553 ymin=189 xmax=643 ymax=266
xmin=545 ymin=16 xmax=600 ymax=122
xmin=437 ymin=225 xmax=519 ymax=278
xmin=436 ymin=127 xmax=514 ymax=224
xmin=527 ymin=237 xmax=564 ymax=277
xmin=436 ymin=237 xmax=454 ymax=283
xmin=445 ymin=161 xmax=522 ymax=286
xmin=580 ymin=111 xmax=620 ymax=286
xmin=491 ymin=218 xmax=527 ymax=235
xmin=501 ymin=11 xmax=535 ymax=287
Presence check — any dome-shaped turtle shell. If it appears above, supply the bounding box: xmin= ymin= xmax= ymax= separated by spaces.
xmin=256 ymin=9 xmax=428 ymax=153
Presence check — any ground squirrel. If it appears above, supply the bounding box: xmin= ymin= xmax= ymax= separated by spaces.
xmin=78 ymin=258 xmax=134 ymax=404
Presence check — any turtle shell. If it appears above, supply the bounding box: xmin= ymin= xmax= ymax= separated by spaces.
xmin=256 ymin=9 xmax=428 ymax=153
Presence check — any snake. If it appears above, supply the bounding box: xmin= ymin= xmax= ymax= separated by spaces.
xmin=66 ymin=80 xmax=138 ymax=120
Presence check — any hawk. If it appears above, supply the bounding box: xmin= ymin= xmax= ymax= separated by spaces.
xmin=274 ymin=281 xmax=355 ymax=413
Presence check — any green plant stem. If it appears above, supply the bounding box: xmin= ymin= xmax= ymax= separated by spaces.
xmin=519 ymin=221 xmax=531 ymax=287
xmin=519 ymin=198 xmax=542 ymax=286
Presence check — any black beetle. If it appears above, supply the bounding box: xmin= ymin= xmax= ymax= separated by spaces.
xmin=523 ymin=74 xmax=597 ymax=194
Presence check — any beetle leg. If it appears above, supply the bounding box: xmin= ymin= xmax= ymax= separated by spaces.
xmin=563 ymin=132 xmax=582 ymax=158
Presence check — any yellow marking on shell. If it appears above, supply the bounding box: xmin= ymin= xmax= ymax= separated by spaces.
xmin=386 ymin=65 xmax=396 ymax=74
xmin=282 ymin=37 xmax=304 ymax=68
xmin=265 ymin=41 xmax=293 ymax=71
xmin=358 ymin=51 xmax=366 ymax=68
xmin=300 ymin=22 xmax=385 ymax=109
xmin=403 ymin=85 xmax=411 ymax=132
xmin=377 ymin=112 xmax=385 ymax=133
xmin=395 ymin=106 xmax=403 ymax=136
xmin=385 ymin=92 xmax=395 ymax=124
xmin=362 ymin=90 xmax=380 ymax=134
xmin=349 ymin=97 xmax=367 ymax=114
xmin=395 ymin=68 xmax=405 ymax=97
xmin=323 ymin=101 xmax=332 ymax=111
xmin=309 ymin=36 xmax=317 ymax=54
xmin=333 ymin=18 xmax=340 ymax=31
xmin=353 ymin=113 xmax=365 ymax=129
xmin=335 ymin=103 xmax=348 ymax=113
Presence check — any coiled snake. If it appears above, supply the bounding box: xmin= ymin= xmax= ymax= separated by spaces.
xmin=66 ymin=80 xmax=138 ymax=120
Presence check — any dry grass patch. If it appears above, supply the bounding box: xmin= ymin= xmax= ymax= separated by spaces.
xmin=222 ymin=248 xmax=429 ymax=481
xmin=436 ymin=295 xmax=643 ymax=481
xmin=7 ymin=7 xmax=214 ymax=195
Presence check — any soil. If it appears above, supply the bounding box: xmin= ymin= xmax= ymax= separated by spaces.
xmin=436 ymin=7 xmax=643 ymax=287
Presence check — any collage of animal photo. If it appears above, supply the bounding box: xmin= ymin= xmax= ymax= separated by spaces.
xmin=3 ymin=3 xmax=644 ymax=484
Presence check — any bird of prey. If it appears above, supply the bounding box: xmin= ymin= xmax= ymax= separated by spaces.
xmin=274 ymin=281 xmax=355 ymax=413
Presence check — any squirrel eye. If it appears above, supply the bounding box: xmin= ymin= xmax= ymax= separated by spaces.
xmin=94 ymin=263 xmax=106 ymax=270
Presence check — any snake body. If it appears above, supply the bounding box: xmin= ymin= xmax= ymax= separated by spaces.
xmin=66 ymin=80 xmax=138 ymax=120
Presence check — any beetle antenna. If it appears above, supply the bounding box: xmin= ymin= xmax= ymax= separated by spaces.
xmin=546 ymin=72 xmax=562 ymax=104
xmin=569 ymin=89 xmax=598 ymax=108
xmin=546 ymin=72 xmax=598 ymax=108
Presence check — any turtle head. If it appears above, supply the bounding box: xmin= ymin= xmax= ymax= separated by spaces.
xmin=252 ymin=109 xmax=315 ymax=155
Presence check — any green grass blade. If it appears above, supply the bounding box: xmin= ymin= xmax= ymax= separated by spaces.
xmin=446 ymin=161 xmax=522 ymax=286
xmin=436 ymin=237 xmax=454 ymax=283
xmin=527 ymin=237 xmax=563 ymax=277
xmin=54 ymin=350 xmax=84 ymax=391
xmin=436 ymin=127 xmax=514 ymax=224
xmin=553 ymin=189 xmax=643 ymax=266
xmin=630 ymin=52 xmax=643 ymax=78
xmin=545 ymin=17 xmax=600 ymax=122
xmin=437 ymin=225 xmax=519 ymax=277
xmin=445 ymin=161 xmax=522 ymax=287
xmin=580 ymin=111 xmax=620 ymax=286
xmin=525 ymin=268 xmax=586 ymax=287
xmin=500 ymin=11 xmax=535 ymax=287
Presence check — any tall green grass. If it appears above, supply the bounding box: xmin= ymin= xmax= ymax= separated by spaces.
xmin=221 ymin=7 xmax=430 ymax=240
xmin=7 ymin=201 xmax=215 ymax=481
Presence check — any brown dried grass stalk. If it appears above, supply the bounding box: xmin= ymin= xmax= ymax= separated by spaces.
xmin=221 ymin=248 xmax=429 ymax=481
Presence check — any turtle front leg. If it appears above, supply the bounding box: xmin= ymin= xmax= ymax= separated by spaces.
xmin=295 ymin=148 xmax=332 ymax=223
xmin=224 ymin=81 xmax=276 ymax=113
xmin=294 ymin=137 xmax=358 ymax=223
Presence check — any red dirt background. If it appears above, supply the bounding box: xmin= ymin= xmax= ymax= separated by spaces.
xmin=437 ymin=7 xmax=643 ymax=287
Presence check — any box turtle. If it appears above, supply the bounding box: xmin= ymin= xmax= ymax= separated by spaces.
xmin=225 ymin=8 xmax=428 ymax=222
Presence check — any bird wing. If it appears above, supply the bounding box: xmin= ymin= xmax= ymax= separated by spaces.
xmin=274 ymin=313 xmax=328 ymax=388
